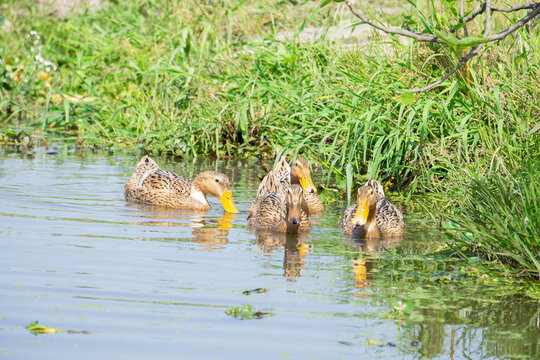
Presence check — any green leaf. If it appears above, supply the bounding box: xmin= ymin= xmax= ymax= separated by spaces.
xmin=433 ymin=29 xmax=459 ymax=46
xmin=456 ymin=36 xmax=491 ymax=48
xmin=452 ymin=22 xmax=466 ymax=33
xmin=398 ymin=92 xmax=415 ymax=105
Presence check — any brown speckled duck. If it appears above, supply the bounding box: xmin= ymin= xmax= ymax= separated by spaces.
xmin=341 ymin=178 xmax=404 ymax=238
xmin=248 ymin=171 xmax=310 ymax=234
xmin=290 ymin=158 xmax=324 ymax=214
xmin=125 ymin=156 xmax=238 ymax=213
xmin=247 ymin=157 xmax=290 ymax=219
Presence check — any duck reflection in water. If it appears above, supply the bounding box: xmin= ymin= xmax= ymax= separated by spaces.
xmin=124 ymin=202 xmax=236 ymax=250
xmin=350 ymin=236 xmax=403 ymax=291
xmin=255 ymin=233 xmax=313 ymax=279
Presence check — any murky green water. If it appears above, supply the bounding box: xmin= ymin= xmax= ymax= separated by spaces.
xmin=0 ymin=148 xmax=538 ymax=359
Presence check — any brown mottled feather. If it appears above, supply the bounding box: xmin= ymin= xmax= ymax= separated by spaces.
xmin=340 ymin=202 xmax=359 ymax=235
xmin=304 ymin=191 xmax=324 ymax=214
xmin=247 ymin=171 xmax=287 ymax=219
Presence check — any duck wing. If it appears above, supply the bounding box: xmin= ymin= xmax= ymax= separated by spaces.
xmin=125 ymin=156 xmax=160 ymax=199
xmin=249 ymin=192 xmax=287 ymax=231
xmin=248 ymin=171 xmax=286 ymax=220
xmin=340 ymin=202 xmax=358 ymax=235
xmin=133 ymin=168 xmax=192 ymax=206
xmin=274 ymin=157 xmax=291 ymax=189
xmin=365 ymin=178 xmax=404 ymax=237
xmin=304 ymin=191 xmax=324 ymax=214
xmin=375 ymin=198 xmax=404 ymax=237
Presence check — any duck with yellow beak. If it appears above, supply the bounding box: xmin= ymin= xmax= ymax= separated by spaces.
xmin=248 ymin=172 xmax=310 ymax=234
xmin=125 ymin=156 xmax=239 ymax=213
xmin=341 ymin=179 xmax=404 ymax=238
xmin=290 ymin=158 xmax=324 ymax=214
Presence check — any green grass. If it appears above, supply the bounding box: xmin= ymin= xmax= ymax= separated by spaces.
xmin=441 ymin=160 xmax=540 ymax=280
xmin=1 ymin=1 xmax=539 ymax=277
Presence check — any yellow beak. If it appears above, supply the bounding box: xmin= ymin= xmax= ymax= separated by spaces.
xmin=352 ymin=201 xmax=369 ymax=226
xmin=300 ymin=175 xmax=316 ymax=193
xmin=218 ymin=190 xmax=239 ymax=213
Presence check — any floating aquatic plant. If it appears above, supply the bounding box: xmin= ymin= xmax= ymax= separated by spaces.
xmin=26 ymin=321 xmax=58 ymax=335
xmin=225 ymin=305 xmax=274 ymax=320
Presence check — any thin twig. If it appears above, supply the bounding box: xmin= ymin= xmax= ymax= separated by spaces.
xmin=460 ymin=0 xmax=471 ymax=97
xmin=401 ymin=45 xmax=484 ymax=94
xmin=341 ymin=0 xmax=540 ymax=94
xmin=343 ymin=0 xmax=444 ymax=44
xmin=402 ymin=5 xmax=540 ymax=94
xmin=459 ymin=0 xmax=470 ymax=37
xmin=450 ymin=2 xmax=539 ymax=33
xmin=484 ymin=0 xmax=492 ymax=37
xmin=345 ymin=0 xmax=540 ymax=45
xmin=487 ymin=4 xmax=540 ymax=41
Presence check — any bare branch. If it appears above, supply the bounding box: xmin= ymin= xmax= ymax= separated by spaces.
xmin=401 ymin=4 xmax=540 ymax=94
xmin=460 ymin=0 xmax=470 ymax=37
xmin=484 ymin=0 xmax=492 ymax=37
xmin=343 ymin=0 xmax=444 ymax=44
xmin=345 ymin=0 xmax=540 ymax=45
xmin=343 ymin=0 xmax=540 ymax=93
xmin=487 ymin=4 xmax=540 ymax=41
xmin=450 ymin=2 xmax=539 ymax=33
xmin=493 ymin=3 xmax=540 ymax=12
xmin=398 ymin=45 xmax=484 ymax=94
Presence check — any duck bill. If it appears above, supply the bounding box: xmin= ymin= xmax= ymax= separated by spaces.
xmin=287 ymin=204 xmax=303 ymax=225
xmin=300 ymin=175 xmax=316 ymax=193
xmin=352 ymin=201 xmax=369 ymax=226
xmin=218 ymin=190 xmax=239 ymax=213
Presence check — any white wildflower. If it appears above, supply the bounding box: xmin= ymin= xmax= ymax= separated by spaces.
xmin=26 ymin=31 xmax=57 ymax=72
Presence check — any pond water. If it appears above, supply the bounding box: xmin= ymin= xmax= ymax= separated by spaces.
xmin=0 ymin=148 xmax=538 ymax=359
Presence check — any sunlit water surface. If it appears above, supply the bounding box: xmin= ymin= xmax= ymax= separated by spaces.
xmin=0 ymin=149 xmax=538 ymax=359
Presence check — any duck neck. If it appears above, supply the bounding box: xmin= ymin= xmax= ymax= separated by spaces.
xmin=286 ymin=222 xmax=300 ymax=234
xmin=365 ymin=204 xmax=379 ymax=238
xmin=190 ymin=179 xmax=209 ymax=206
xmin=354 ymin=204 xmax=380 ymax=238
xmin=364 ymin=218 xmax=380 ymax=238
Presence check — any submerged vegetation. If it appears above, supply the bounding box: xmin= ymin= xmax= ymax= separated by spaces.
xmin=0 ymin=1 xmax=539 ymax=279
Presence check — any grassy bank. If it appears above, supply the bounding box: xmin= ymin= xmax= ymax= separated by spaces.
xmin=1 ymin=1 xmax=539 ymax=275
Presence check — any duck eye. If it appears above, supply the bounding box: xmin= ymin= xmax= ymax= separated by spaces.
xmin=215 ymin=179 xmax=220 ymax=183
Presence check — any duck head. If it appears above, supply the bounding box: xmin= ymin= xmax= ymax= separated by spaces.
xmin=365 ymin=178 xmax=385 ymax=199
xmin=194 ymin=171 xmax=239 ymax=213
xmin=352 ymin=186 xmax=377 ymax=228
xmin=291 ymin=158 xmax=317 ymax=194
xmin=286 ymin=184 xmax=308 ymax=226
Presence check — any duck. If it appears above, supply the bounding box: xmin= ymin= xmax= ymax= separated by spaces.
xmin=341 ymin=178 xmax=404 ymax=238
xmin=290 ymin=158 xmax=324 ymax=214
xmin=248 ymin=171 xmax=310 ymax=234
xmin=125 ymin=156 xmax=238 ymax=213
xmin=247 ymin=157 xmax=290 ymax=218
